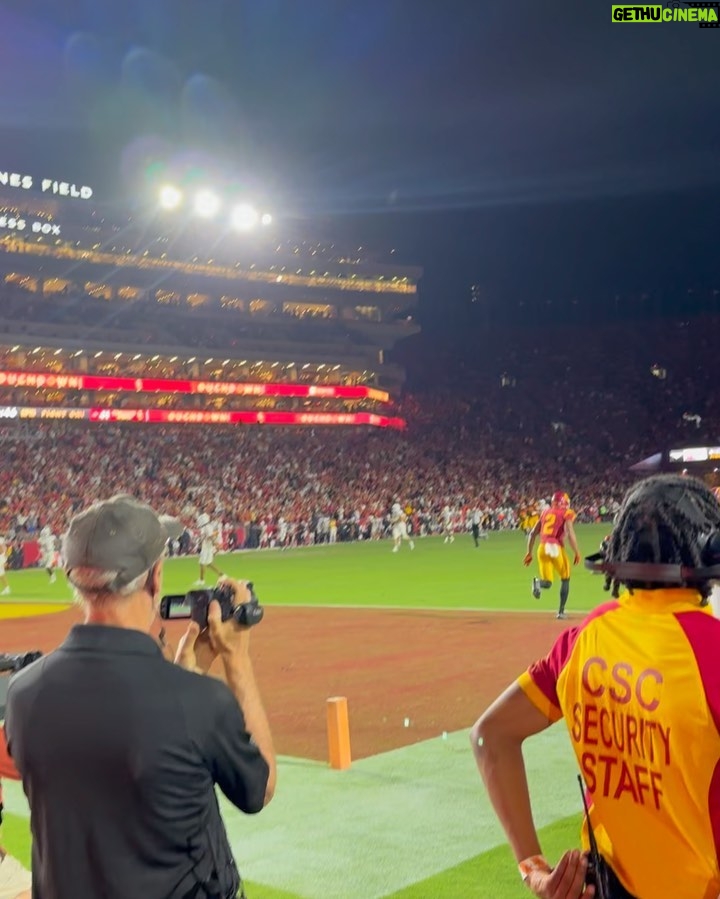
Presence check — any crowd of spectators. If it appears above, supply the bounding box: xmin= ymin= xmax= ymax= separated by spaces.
xmin=399 ymin=312 xmax=719 ymax=470
xmin=0 ymin=311 xmax=716 ymax=557
xmin=0 ymin=422 xmax=544 ymax=549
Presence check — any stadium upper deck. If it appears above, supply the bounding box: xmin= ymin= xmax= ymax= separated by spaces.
xmin=0 ymin=175 xmax=422 ymax=399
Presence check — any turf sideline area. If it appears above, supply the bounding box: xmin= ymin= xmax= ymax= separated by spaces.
xmin=1 ymin=725 xmax=583 ymax=899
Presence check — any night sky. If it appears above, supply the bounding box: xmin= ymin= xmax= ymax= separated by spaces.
xmin=1 ymin=0 xmax=719 ymax=335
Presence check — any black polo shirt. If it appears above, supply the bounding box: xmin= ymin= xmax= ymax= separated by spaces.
xmin=3 ymin=625 xmax=269 ymax=899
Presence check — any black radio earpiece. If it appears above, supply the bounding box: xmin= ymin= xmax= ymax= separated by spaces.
xmin=584 ymin=530 xmax=720 ymax=585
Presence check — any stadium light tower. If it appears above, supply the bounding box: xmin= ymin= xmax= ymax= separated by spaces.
xmin=231 ymin=203 xmax=260 ymax=232
xmin=159 ymin=185 xmax=182 ymax=210
xmin=194 ymin=189 xmax=221 ymax=218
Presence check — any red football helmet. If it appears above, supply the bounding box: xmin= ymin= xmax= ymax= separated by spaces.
xmin=552 ymin=491 xmax=571 ymax=508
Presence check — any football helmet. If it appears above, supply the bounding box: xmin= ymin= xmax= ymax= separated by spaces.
xmin=552 ymin=491 xmax=571 ymax=509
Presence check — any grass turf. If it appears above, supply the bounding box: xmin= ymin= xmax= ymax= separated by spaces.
xmin=385 ymin=813 xmax=584 ymax=899
xmin=1 ymin=811 xmax=303 ymax=898
xmin=1 ymin=810 xmax=584 ymax=899
xmin=0 ymin=524 xmax=610 ymax=614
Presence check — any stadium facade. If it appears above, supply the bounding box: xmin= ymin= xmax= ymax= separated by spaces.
xmin=0 ymin=173 xmax=421 ymax=429
xmin=631 ymin=445 xmax=720 ymax=490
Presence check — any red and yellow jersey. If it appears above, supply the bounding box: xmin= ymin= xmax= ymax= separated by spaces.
xmin=518 ymin=589 xmax=720 ymax=899
xmin=521 ymin=506 xmax=540 ymax=532
xmin=538 ymin=505 xmax=576 ymax=546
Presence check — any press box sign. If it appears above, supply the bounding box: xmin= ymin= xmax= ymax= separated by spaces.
xmin=0 ymin=216 xmax=61 ymax=236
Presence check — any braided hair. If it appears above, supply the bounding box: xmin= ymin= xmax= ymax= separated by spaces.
xmin=604 ymin=474 xmax=720 ymax=602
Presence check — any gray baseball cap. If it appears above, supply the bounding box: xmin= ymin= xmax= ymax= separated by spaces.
xmin=63 ymin=494 xmax=183 ymax=589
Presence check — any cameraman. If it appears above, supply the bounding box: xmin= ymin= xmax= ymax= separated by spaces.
xmin=471 ymin=475 xmax=720 ymax=899
xmin=3 ymin=495 xmax=276 ymax=899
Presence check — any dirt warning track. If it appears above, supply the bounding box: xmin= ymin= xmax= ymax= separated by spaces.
xmin=1 ymin=605 xmax=568 ymax=760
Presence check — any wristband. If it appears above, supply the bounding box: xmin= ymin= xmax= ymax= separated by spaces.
xmin=518 ymin=855 xmax=549 ymax=882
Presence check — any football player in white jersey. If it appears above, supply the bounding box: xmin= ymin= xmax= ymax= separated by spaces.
xmin=39 ymin=525 xmax=59 ymax=583
xmin=277 ymin=517 xmax=289 ymax=549
xmin=195 ymin=512 xmax=224 ymax=585
xmin=390 ymin=502 xmax=415 ymax=553
xmin=0 ymin=534 xmax=9 ymax=595
xmin=441 ymin=504 xmax=455 ymax=544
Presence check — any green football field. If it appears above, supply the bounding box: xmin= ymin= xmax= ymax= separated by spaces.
xmin=2 ymin=522 xmax=610 ymax=612
xmin=1 ymin=525 xmax=608 ymax=898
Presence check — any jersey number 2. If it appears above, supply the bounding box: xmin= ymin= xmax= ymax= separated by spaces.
xmin=542 ymin=513 xmax=557 ymax=536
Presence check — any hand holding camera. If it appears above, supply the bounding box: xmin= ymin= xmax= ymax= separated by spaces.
xmin=159 ymin=579 xmax=263 ymax=629
xmin=0 ymin=652 xmax=43 ymax=674
xmin=167 ymin=578 xmax=263 ymax=675
xmin=205 ymin=579 xmax=256 ymax=659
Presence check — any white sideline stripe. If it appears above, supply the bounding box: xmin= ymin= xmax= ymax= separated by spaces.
xmin=0 ymin=600 xmax=72 ymax=606
xmin=263 ymin=602 xmax=586 ymax=616
xmin=0 ymin=592 xmax=584 ymax=616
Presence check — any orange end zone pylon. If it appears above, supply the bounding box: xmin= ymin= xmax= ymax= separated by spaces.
xmin=326 ymin=696 xmax=352 ymax=770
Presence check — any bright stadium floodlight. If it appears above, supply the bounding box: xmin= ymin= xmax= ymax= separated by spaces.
xmin=194 ymin=189 xmax=221 ymax=218
xmin=159 ymin=184 xmax=182 ymax=210
xmin=261 ymin=212 xmax=272 ymax=226
xmin=231 ymin=203 xmax=260 ymax=232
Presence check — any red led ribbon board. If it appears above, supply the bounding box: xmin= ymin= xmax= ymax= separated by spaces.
xmin=0 ymin=370 xmax=390 ymax=403
xmin=2 ymin=405 xmax=406 ymax=429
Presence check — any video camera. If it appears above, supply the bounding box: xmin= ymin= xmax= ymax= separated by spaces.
xmin=0 ymin=651 xmax=42 ymax=674
xmin=159 ymin=582 xmax=264 ymax=629
xmin=0 ymin=651 xmax=42 ymax=720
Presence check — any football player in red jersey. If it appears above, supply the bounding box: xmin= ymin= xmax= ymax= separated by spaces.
xmin=523 ymin=491 xmax=581 ymax=619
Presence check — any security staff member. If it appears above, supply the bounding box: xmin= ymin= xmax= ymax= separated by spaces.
xmin=472 ymin=475 xmax=720 ymax=899
xmin=4 ymin=495 xmax=276 ymax=899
